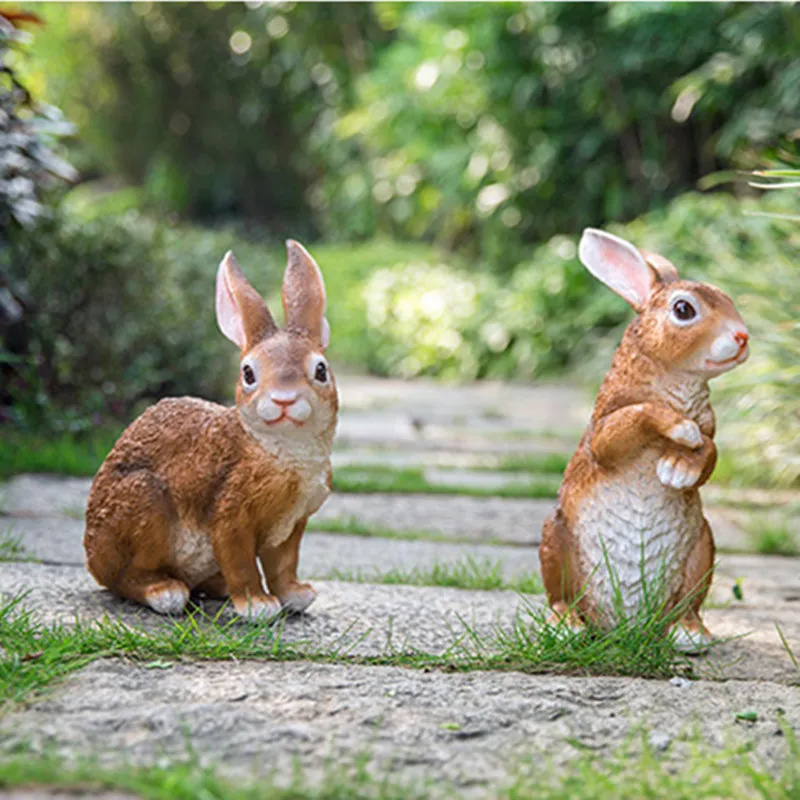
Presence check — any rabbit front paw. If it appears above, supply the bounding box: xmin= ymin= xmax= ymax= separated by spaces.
xmin=279 ymin=582 xmax=317 ymax=614
xmin=232 ymin=594 xmax=283 ymax=621
xmin=665 ymin=420 xmax=703 ymax=449
xmin=656 ymin=451 xmax=703 ymax=489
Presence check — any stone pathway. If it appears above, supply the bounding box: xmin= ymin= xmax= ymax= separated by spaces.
xmin=1 ymin=373 xmax=798 ymax=794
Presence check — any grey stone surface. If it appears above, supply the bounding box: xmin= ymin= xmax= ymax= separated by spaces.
xmin=1 ymin=562 xmax=799 ymax=683
xmin=5 ymin=515 xmax=541 ymax=578
xmin=2 ymin=475 xmax=92 ymax=519
xmin=316 ymin=493 xmax=548 ymax=545
xmin=338 ymin=373 xmax=591 ymax=430
xmin=0 ymin=658 xmax=797 ymax=794
xmin=4 ymin=516 xmax=86 ymax=566
xmin=0 ymin=473 xmax=760 ymax=554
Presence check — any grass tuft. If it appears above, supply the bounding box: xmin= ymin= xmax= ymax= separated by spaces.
xmin=0 ymin=530 xmax=34 ymax=563
xmin=747 ymin=520 xmax=798 ymax=556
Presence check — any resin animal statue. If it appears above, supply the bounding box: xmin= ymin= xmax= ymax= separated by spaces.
xmin=540 ymin=228 xmax=749 ymax=653
xmin=84 ymin=241 xmax=337 ymax=620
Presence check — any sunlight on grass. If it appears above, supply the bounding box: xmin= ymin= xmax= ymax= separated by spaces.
xmin=333 ymin=465 xmax=561 ymax=499
xmin=744 ymin=510 xmax=799 ymax=556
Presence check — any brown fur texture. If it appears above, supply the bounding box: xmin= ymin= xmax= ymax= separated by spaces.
xmin=84 ymin=242 xmax=337 ymax=619
xmin=540 ymin=229 xmax=749 ymax=652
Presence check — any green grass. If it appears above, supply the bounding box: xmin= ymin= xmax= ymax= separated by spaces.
xmin=333 ymin=465 xmax=561 ymax=499
xmin=1 ymin=570 xmax=710 ymax=714
xmin=748 ymin=521 xmax=799 ymax=556
xmin=0 ymin=530 xmax=33 ymax=563
xmin=0 ymin=429 xmax=117 ymax=479
xmin=495 ymin=453 xmax=570 ymax=474
xmin=327 ymin=557 xmax=544 ymax=594
xmin=1 ymin=727 xmax=797 ymax=800
xmin=307 ymin=516 xmax=457 ymax=542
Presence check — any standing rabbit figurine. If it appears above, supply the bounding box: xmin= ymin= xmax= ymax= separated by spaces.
xmin=540 ymin=229 xmax=749 ymax=653
xmin=84 ymin=241 xmax=337 ymax=620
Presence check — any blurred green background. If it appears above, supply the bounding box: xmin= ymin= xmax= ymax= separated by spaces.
xmin=1 ymin=2 xmax=798 ymax=487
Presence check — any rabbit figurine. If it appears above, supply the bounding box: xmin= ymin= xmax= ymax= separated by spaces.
xmin=84 ymin=241 xmax=337 ymax=620
xmin=540 ymin=229 xmax=750 ymax=653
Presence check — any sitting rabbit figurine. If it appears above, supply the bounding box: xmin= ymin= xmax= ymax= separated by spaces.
xmin=84 ymin=241 xmax=337 ymax=620
xmin=540 ymin=229 xmax=749 ymax=653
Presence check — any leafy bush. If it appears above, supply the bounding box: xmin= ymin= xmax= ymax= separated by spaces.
xmin=362 ymin=239 xmax=625 ymax=380
xmin=0 ymin=192 xmax=442 ymax=431
xmin=23 ymin=3 xmax=389 ymax=226
xmin=0 ymin=209 xmax=260 ymax=431
xmin=322 ymin=3 xmax=800 ymax=265
xmin=0 ymin=9 xmax=75 ymax=232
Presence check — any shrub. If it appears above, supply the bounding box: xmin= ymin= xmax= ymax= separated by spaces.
xmin=0 ymin=9 xmax=75 ymax=232
xmin=361 ymin=239 xmax=626 ymax=381
xmin=24 ymin=3 xmax=389 ymax=225
xmin=0 ymin=209 xmax=259 ymax=431
xmin=322 ymin=3 xmax=800 ymax=265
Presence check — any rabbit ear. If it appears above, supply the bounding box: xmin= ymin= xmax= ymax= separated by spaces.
xmin=216 ymin=251 xmax=277 ymax=350
xmin=282 ymin=240 xmax=330 ymax=349
xmin=578 ymin=229 xmax=658 ymax=312
xmin=639 ymin=250 xmax=680 ymax=283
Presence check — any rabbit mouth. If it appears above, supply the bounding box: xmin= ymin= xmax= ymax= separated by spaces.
xmin=705 ymin=348 xmax=748 ymax=370
xmin=263 ymin=414 xmax=306 ymax=427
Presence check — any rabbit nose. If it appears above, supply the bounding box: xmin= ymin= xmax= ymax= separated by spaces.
xmin=733 ymin=331 xmax=749 ymax=349
xmin=269 ymin=390 xmax=298 ymax=406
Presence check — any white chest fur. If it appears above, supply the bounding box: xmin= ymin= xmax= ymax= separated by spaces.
xmin=576 ymin=452 xmax=704 ymax=624
xmin=243 ymin=421 xmax=332 ymax=548
xmin=265 ymin=453 xmax=330 ymax=547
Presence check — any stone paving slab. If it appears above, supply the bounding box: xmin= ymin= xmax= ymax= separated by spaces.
xmin=1 ymin=563 xmax=799 ymax=684
xmin=0 ymin=474 xmax=759 ymax=554
xmin=2 ymin=476 xmax=92 ymax=519
xmin=339 ymin=373 xmax=591 ymax=425
xmin=3 ymin=515 xmax=540 ymax=577
xmin=2 ymin=514 xmax=789 ymax=607
xmin=0 ymin=659 xmax=797 ymax=795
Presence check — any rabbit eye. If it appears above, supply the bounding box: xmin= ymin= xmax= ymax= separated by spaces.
xmin=671 ymin=298 xmax=697 ymax=323
xmin=242 ymin=365 xmax=256 ymax=386
xmin=314 ymin=361 xmax=328 ymax=383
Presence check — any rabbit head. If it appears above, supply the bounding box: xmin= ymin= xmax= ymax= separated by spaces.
xmin=579 ymin=228 xmax=750 ymax=379
xmin=216 ymin=241 xmax=337 ymax=442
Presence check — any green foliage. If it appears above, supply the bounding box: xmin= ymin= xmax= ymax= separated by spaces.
xmin=1 ymin=210 xmax=245 ymax=431
xmin=323 ymin=3 xmax=800 ymax=262
xmin=25 ymin=2 xmax=389 ymax=225
xmin=0 ymin=428 xmax=117 ymax=478
xmin=0 ymin=10 xmax=75 ymax=232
